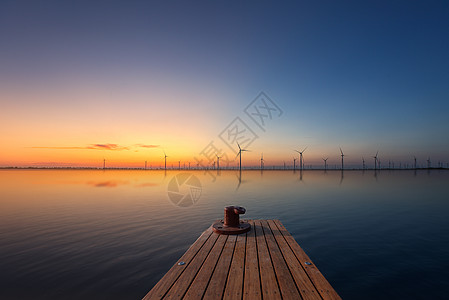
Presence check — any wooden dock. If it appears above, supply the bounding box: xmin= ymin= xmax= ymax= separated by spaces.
xmin=143 ymin=220 xmax=341 ymax=300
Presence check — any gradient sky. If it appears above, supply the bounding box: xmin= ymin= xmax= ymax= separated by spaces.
xmin=1 ymin=0 xmax=449 ymax=168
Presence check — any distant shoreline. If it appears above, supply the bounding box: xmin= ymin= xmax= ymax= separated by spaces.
xmin=1 ymin=167 xmax=448 ymax=171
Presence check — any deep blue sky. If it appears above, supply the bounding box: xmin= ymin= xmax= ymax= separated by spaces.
xmin=1 ymin=1 xmax=448 ymax=167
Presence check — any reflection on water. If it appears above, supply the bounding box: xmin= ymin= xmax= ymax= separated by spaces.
xmin=1 ymin=169 xmax=449 ymax=299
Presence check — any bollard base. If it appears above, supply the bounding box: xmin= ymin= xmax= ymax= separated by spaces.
xmin=212 ymin=220 xmax=251 ymax=235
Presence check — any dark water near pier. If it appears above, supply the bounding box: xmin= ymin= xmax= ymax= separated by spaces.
xmin=0 ymin=169 xmax=448 ymax=299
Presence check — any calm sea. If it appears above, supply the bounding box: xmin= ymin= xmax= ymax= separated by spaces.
xmin=1 ymin=169 xmax=448 ymax=299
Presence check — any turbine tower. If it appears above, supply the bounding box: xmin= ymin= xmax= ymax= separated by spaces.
xmin=236 ymin=142 xmax=249 ymax=172
xmin=427 ymin=157 xmax=431 ymax=168
xmin=373 ymin=151 xmax=379 ymax=170
xmin=163 ymin=151 xmax=168 ymax=170
xmin=145 ymin=160 xmax=147 ymax=170
xmin=293 ymin=157 xmax=297 ymax=171
xmin=362 ymin=157 xmax=366 ymax=170
xmin=414 ymin=156 xmax=417 ymax=169
xmin=322 ymin=157 xmax=328 ymax=170
xmin=294 ymin=147 xmax=307 ymax=171
xmin=340 ymin=148 xmax=345 ymax=170
xmin=260 ymin=153 xmax=264 ymax=170
xmin=216 ymin=154 xmax=221 ymax=170
xmin=103 ymin=158 xmax=106 ymax=170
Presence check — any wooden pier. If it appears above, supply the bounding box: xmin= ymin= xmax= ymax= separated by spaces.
xmin=143 ymin=220 xmax=341 ymax=300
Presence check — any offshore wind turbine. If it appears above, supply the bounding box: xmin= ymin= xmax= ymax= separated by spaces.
xmin=373 ymin=151 xmax=379 ymax=170
xmin=103 ymin=158 xmax=106 ymax=170
xmin=362 ymin=157 xmax=366 ymax=170
xmin=414 ymin=156 xmax=417 ymax=169
xmin=236 ymin=142 xmax=249 ymax=172
xmin=163 ymin=151 xmax=168 ymax=170
xmin=216 ymin=154 xmax=221 ymax=170
xmin=322 ymin=157 xmax=328 ymax=170
xmin=427 ymin=157 xmax=431 ymax=168
xmin=145 ymin=160 xmax=147 ymax=170
xmin=340 ymin=148 xmax=345 ymax=170
xmin=293 ymin=157 xmax=297 ymax=171
xmin=294 ymin=147 xmax=307 ymax=170
xmin=260 ymin=153 xmax=264 ymax=170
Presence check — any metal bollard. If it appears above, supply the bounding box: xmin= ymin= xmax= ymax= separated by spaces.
xmin=212 ymin=206 xmax=251 ymax=235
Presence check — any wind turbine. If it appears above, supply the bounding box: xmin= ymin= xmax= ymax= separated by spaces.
xmin=145 ymin=160 xmax=147 ymax=170
xmin=362 ymin=157 xmax=366 ymax=170
xmin=236 ymin=142 xmax=249 ymax=172
xmin=178 ymin=161 xmax=180 ymax=170
xmin=163 ymin=151 xmax=168 ymax=170
xmin=427 ymin=157 xmax=431 ymax=168
xmin=216 ymin=154 xmax=221 ymax=170
xmin=414 ymin=156 xmax=417 ymax=169
xmin=293 ymin=157 xmax=297 ymax=171
xmin=373 ymin=151 xmax=379 ymax=170
xmin=340 ymin=148 xmax=345 ymax=170
xmin=294 ymin=147 xmax=307 ymax=170
xmin=103 ymin=158 xmax=106 ymax=170
xmin=260 ymin=153 xmax=264 ymax=170
xmin=322 ymin=157 xmax=328 ymax=170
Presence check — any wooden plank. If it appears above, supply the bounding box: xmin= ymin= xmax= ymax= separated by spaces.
xmin=260 ymin=220 xmax=302 ymax=299
xmin=143 ymin=226 xmax=214 ymax=300
xmin=254 ymin=220 xmax=282 ymax=300
xmin=161 ymin=231 xmax=220 ymax=300
xmin=267 ymin=220 xmax=321 ymax=300
xmin=273 ymin=219 xmax=341 ymax=300
xmin=223 ymin=233 xmax=246 ymax=300
xmin=243 ymin=221 xmax=261 ymax=300
xmin=182 ymin=234 xmax=228 ymax=300
xmin=203 ymin=235 xmax=237 ymax=299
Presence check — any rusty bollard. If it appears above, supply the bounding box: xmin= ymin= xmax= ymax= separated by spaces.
xmin=212 ymin=206 xmax=251 ymax=235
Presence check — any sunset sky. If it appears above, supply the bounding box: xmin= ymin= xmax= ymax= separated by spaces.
xmin=1 ymin=1 xmax=448 ymax=168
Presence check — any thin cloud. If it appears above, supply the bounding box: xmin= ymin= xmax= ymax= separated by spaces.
xmin=30 ymin=144 xmax=130 ymax=151
xmin=135 ymin=144 xmax=160 ymax=148
xmin=89 ymin=144 xmax=129 ymax=150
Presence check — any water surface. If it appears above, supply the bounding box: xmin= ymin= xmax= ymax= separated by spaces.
xmin=1 ymin=169 xmax=448 ymax=299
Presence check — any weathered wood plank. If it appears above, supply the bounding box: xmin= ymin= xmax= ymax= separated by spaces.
xmin=243 ymin=220 xmax=261 ymax=300
xmin=223 ymin=233 xmax=246 ymax=300
xmin=143 ymin=226 xmax=214 ymax=300
xmin=261 ymin=220 xmax=302 ymax=299
xmin=182 ymin=234 xmax=228 ymax=300
xmin=254 ymin=220 xmax=282 ymax=300
xmin=267 ymin=220 xmax=321 ymax=300
xmin=161 ymin=230 xmax=220 ymax=300
xmin=203 ymin=235 xmax=237 ymax=299
xmin=273 ymin=219 xmax=341 ymax=300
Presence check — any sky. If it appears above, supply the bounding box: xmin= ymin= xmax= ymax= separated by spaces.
xmin=1 ymin=0 xmax=449 ymax=168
